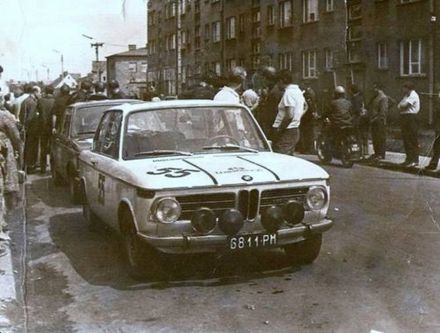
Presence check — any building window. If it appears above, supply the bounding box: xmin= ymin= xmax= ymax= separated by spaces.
xmin=267 ymin=5 xmax=275 ymax=26
xmin=251 ymin=55 xmax=261 ymax=70
xmin=348 ymin=25 xmax=362 ymax=41
xmin=226 ymin=58 xmax=237 ymax=72
xmin=400 ymin=0 xmax=419 ymax=3
xmin=326 ymin=0 xmax=334 ymax=12
xmin=214 ymin=62 xmax=221 ymax=76
xmin=377 ymin=43 xmax=388 ymax=69
xmin=226 ymin=16 xmax=236 ymax=40
xmin=239 ymin=14 xmax=246 ymax=34
xmin=195 ymin=25 xmax=201 ymax=49
xmin=279 ymin=1 xmax=293 ymax=28
xmin=400 ymin=39 xmax=425 ymax=76
xmin=302 ymin=50 xmax=317 ymax=79
xmin=128 ymin=62 xmax=137 ymax=73
xmin=252 ymin=41 xmax=261 ymax=54
xmin=181 ymin=30 xmax=187 ymax=47
xmin=324 ymin=48 xmax=333 ymax=71
xmin=212 ymin=21 xmax=221 ymax=42
xmin=348 ymin=45 xmax=362 ymax=63
xmin=303 ymin=0 xmax=319 ymax=23
xmin=141 ymin=62 xmax=148 ymax=73
xmin=165 ymin=2 xmax=176 ymax=19
xmin=204 ymin=23 xmax=210 ymax=40
xmin=348 ymin=4 xmax=362 ymax=20
xmin=279 ymin=52 xmax=293 ymax=71
xmin=252 ymin=10 xmax=261 ymax=23
xmin=252 ymin=25 xmax=261 ymax=38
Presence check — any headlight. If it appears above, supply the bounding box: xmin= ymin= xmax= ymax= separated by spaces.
xmin=154 ymin=197 xmax=181 ymax=224
xmin=306 ymin=187 xmax=327 ymax=211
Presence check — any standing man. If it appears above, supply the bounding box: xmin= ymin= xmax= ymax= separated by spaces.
xmin=37 ymin=86 xmax=55 ymax=173
xmin=367 ymin=83 xmax=389 ymax=162
xmin=213 ymin=72 xmax=242 ymax=103
xmin=89 ymin=82 xmax=108 ymax=101
xmin=21 ymin=86 xmax=41 ymax=173
xmin=108 ymin=80 xmax=126 ymax=99
xmin=397 ymin=82 xmax=420 ymax=167
xmin=272 ymin=70 xmax=306 ymax=155
xmin=298 ymin=87 xmax=317 ymax=154
xmin=424 ymin=88 xmax=440 ymax=171
xmin=349 ymin=84 xmax=369 ymax=158
xmin=70 ymin=80 xmax=93 ymax=104
xmin=51 ymin=84 xmax=71 ymax=131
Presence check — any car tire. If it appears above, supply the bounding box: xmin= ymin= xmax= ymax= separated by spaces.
xmin=69 ymin=175 xmax=81 ymax=205
xmin=82 ymin=188 xmax=99 ymax=232
xmin=316 ymin=135 xmax=332 ymax=164
xmin=120 ymin=208 xmax=165 ymax=281
xmin=284 ymin=234 xmax=322 ymax=265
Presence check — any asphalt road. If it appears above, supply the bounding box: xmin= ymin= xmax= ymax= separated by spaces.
xmin=6 ymin=162 xmax=440 ymax=333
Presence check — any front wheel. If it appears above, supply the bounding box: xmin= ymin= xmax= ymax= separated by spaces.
xmin=284 ymin=234 xmax=323 ymax=265
xmin=120 ymin=209 xmax=165 ymax=280
xmin=316 ymin=135 xmax=332 ymax=164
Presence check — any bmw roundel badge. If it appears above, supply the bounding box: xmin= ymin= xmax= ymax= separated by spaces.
xmin=242 ymin=175 xmax=253 ymax=182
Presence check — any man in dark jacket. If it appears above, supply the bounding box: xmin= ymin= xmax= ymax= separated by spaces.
xmin=21 ymin=86 xmax=41 ymax=173
xmin=108 ymin=80 xmax=127 ymax=99
xmin=349 ymin=84 xmax=369 ymax=157
xmin=89 ymin=82 xmax=108 ymax=101
xmin=424 ymin=90 xmax=440 ymax=171
xmin=325 ymin=86 xmax=353 ymax=129
xmin=298 ymin=87 xmax=317 ymax=153
xmin=37 ymin=86 xmax=55 ymax=173
xmin=70 ymin=80 xmax=93 ymax=104
xmin=367 ymin=83 xmax=389 ymax=162
xmin=51 ymin=84 xmax=71 ymax=131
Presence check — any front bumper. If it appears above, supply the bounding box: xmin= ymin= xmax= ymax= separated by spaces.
xmin=137 ymin=218 xmax=333 ymax=254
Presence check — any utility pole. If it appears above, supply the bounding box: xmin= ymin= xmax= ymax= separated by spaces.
xmin=91 ymin=42 xmax=104 ymax=82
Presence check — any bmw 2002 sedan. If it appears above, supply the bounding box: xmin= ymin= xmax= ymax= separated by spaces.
xmin=51 ymin=99 xmax=141 ymax=203
xmin=79 ymin=100 xmax=333 ymax=278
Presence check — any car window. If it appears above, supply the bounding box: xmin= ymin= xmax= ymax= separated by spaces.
xmin=71 ymin=105 xmax=115 ymax=137
xmin=123 ymin=107 xmax=269 ymax=159
xmin=94 ymin=111 xmax=123 ymax=159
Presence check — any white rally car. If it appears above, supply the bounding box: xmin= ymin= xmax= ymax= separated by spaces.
xmin=79 ymin=100 xmax=332 ymax=277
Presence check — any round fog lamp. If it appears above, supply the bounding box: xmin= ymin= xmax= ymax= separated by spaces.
xmin=191 ymin=208 xmax=217 ymax=234
xmin=283 ymin=201 xmax=305 ymax=225
xmin=261 ymin=206 xmax=284 ymax=233
xmin=306 ymin=187 xmax=327 ymax=211
xmin=219 ymin=209 xmax=244 ymax=236
xmin=154 ymin=197 xmax=181 ymax=224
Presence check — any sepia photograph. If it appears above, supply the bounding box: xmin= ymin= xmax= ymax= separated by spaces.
xmin=0 ymin=0 xmax=439 ymax=332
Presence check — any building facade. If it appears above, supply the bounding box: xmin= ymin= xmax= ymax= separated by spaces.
xmin=346 ymin=0 xmax=439 ymax=124
xmin=147 ymin=0 xmax=346 ymax=100
xmin=106 ymin=45 xmax=148 ymax=98
xmin=147 ymin=0 xmax=439 ymax=123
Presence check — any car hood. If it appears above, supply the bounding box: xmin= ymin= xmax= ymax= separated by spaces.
xmin=123 ymin=152 xmax=329 ymax=190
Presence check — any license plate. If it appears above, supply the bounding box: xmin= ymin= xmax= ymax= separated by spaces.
xmin=228 ymin=233 xmax=277 ymax=251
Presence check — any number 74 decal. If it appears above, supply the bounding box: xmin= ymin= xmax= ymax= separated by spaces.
xmin=147 ymin=167 xmax=200 ymax=178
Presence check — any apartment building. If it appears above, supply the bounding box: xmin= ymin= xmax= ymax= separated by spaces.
xmin=146 ymin=0 xmax=347 ymax=98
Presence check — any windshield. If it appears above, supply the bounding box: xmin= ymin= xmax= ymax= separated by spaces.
xmin=122 ymin=107 xmax=268 ymax=160
xmin=72 ymin=105 xmax=118 ymax=137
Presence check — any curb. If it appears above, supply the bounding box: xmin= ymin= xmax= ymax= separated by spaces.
xmin=358 ymin=160 xmax=440 ymax=179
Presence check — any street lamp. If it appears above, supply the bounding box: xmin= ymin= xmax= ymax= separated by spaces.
xmin=41 ymin=64 xmax=50 ymax=82
xmin=52 ymin=49 xmax=64 ymax=78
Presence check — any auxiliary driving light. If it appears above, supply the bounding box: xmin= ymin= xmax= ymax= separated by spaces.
xmin=283 ymin=201 xmax=305 ymax=226
xmin=306 ymin=187 xmax=327 ymax=211
xmin=191 ymin=208 xmax=217 ymax=234
xmin=154 ymin=197 xmax=182 ymax=224
xmin=261 ymin=205 xmax=284 ymax=233
xmin=219 ymin=209 xmax=244 ymax=236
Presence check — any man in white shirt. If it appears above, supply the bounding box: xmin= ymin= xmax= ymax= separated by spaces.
xmin=272 ymin=70 xmax=306 ymax=155
xmin=213 ymin=73 xmax=242 ymax=103
xmin=397 ymin=81 xmax=420 ymax=167
xmin=0 ymin=66 xmax=10 ymax=99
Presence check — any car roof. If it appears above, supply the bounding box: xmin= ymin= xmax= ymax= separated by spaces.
xmin=70 ymin=99 xmax=143 ymax=108
xmin=108 ymin=99 xmax=247 ymax=115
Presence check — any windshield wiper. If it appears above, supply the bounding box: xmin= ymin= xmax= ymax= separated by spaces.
xmin=202 ymin=144 xmax=258 ymax=153
xmin=134 ymin=150 xmax=193 ymax=157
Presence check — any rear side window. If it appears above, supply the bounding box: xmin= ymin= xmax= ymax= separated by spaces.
xmin=93 ymin=111 xmax=123 ymax=159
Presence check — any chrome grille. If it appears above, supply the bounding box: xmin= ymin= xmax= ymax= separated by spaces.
xmin=260 ymin=187 xmax=309 ymax=212
xmin=176 ymin=193 xmax=236 ymax=220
